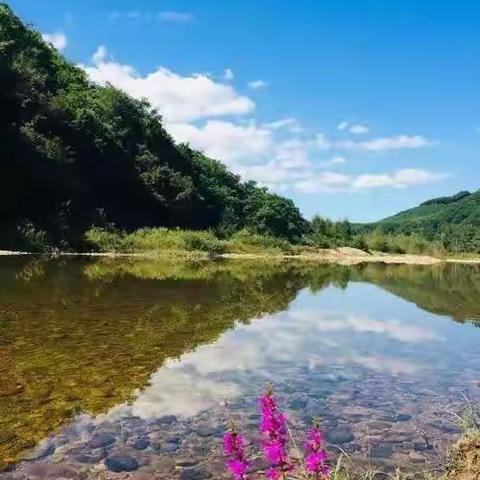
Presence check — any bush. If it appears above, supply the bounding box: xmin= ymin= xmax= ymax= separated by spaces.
xmin=351 ymin=236 xmax=368 ymax=252
xmin=85 ymin=228 xmax=133 ymax=252
xmin=182 ymin=231 xmax=226 ymax=254
xmin=226 ymin=229 xmax=294 ymax=254
xmin=17 ymin=220 xmax=49 ymax=253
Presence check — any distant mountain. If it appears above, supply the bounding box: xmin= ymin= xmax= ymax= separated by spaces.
xmin=378 ymin=190 xmax=480 ymax=226
xmin=361 ymin=190 xmax=480 ymax=252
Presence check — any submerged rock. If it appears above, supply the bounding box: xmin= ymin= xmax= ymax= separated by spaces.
xmin=370 ymin=445 xmax=393 ymax=458
xmin=133 ymin=437 xmax=150 ymax=450
xmin=394 ymin=413 xmax=412 ymax=422
xmin=88 ymin=431 xmax=116 ymax=448
xmin=20 ymin=442 xmax=55 ymax=461
xmin=326 ymin=427 xmax=354 ymax=444
xmin=105 ymin=454 xmax=139 ymax=472
xmin=159 ymin=442 xmax=179 ymax=453
xmin=21 ymin=463 xmax=79 ymax=479
xmin=179 ymin=468 xmax=212 ymax=479
xmin=175 ymin=457 xmax=199 ymax=467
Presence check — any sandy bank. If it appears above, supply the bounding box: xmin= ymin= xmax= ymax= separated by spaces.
xmin=0 ymin=246 xmax=464 ymax=264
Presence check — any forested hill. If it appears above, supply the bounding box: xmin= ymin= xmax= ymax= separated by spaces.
xmin=0 ymin=4 xmax=307 ymax=251
xmin=363 ymin=190 xmax=480 ymax=251
xmin=376 ymin=190 xmax=480 ymax=228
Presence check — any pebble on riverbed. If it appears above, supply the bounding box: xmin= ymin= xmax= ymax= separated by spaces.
xmin=105 ymin=454 xmax=139 ymax=472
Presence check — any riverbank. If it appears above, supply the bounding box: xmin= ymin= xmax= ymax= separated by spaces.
xmin=2 ymin=247 xmax=480 ymax=265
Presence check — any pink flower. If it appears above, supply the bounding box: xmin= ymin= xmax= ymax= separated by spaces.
xmin=223 ymin=428 xmax=250 ymax=480
xmin=259 ymin=386 xmax=294 ymax=478
xmin=227 ymin=459 xmax=249 ymax=479
xmin=304 ymin=423 xmax=330 ymax=478
xmin=224 ymin=431 xmax=247 ymax=457
xmin=266 ymin=467 xmax=283 ymax=480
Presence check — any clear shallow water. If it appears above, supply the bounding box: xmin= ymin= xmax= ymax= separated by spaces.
xmin=0 ymin=257 xmax=479 ymax=479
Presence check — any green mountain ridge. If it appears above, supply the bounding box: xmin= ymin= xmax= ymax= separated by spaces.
xmin=378 ymin=190 xmax=480 ymax=225
xmin=362 ymin=190 xmax=480 ymax=252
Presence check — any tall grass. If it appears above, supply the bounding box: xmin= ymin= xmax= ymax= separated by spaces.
xmin=225 ymin=228 xmax=295 ymax=254
xmin=85 ymin=227 xmax=226 ymax=254
xmin=361 ymin=232 xmax=447 ymax=257
xmin=85 ymin=227 xmax=457 ymax=258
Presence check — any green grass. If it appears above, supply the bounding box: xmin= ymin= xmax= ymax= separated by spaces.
xmin=360 ymin=232 xmax=447 ymax=257
xmin=82 ymin=226 xmax=480 ymax=260
xmin=85 ymin=227 xmax=299 ymax=256
xmin=85 ymin=227 xmax=226 ymax=255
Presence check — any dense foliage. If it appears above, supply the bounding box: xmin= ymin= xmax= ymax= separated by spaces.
xmin=0 ymin=4 xmax=307 ymax=251
xmin=361 ymin=190 xmax=480 ymax=253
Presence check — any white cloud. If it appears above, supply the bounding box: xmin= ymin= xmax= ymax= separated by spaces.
xmin=338 ymin=121 xmax=369 ymax=134
xmin=339 ymin=135 xmax=432 ymax=151
xmin=236 ymin=162 xmax=306 ymax=185
xmin=353 ymin=168 xmax=447 ymax=189
xmin=158 ymin=11 xmax=194 ymax=23
xmin=294 ymin=168 xmax=448 ymax=193
xmin=294 ymin=172 xmax=352 ymax=193
xmin=42 ymin=32 xmax=67 ymax=51
xmin=92 ymin=45 xmax=108 ymax=64
xmin=264 ymin=118 xmax=303 ymax=133
xmin=248 ymin=79 xmax=268 ymax=90
xmin=223 ymin=68 xmax=234 ymax=80
xmin=169 ymin=120 xmax=273 ymax=164
xmin=83 ymin=49 xmax=255 ymax=123
xmin=274 ymin=139 xmax=312 ymax=169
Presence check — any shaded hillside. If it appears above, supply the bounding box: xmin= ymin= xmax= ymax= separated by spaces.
xmin=0 ymin=4 xmax=306 ymax=251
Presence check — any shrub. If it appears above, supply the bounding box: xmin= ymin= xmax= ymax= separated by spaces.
xmin=17 ymin=220 xmax=49 ymax=252
xmin=182 ymin=230 xmax=226 ymax=254
xmin=84 ymin=227 xmax=132 ymax=252
xmin=227 ymin=229 xmax=295 ymax=254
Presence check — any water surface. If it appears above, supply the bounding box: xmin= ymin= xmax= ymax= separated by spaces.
xmin=0 ymin=258 xmax=479 ymax=479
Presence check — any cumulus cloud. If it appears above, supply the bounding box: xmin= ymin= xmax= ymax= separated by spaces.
xmin=169 ymin=120 xmax=273 ymax=164
xmin=294 ymin=168 xmax=448 ymax=193
xmin=42 ymin=32 xmax=67 ymax=51
xmin=338 ymin=121 xmax=369 ymax=134
xmin=248 ymin=79 xmax=268 ymax=90
xmin=274 ymin=138 xmax=312 ymax=168
xmin=83 ymin=48 xmax=254 ymax=123
xmin=339 ymin=135 xmax=432 ymax=151
xmin=223 ymin=68 xmax=234 ymax=80
xmin=92 ymin=45 xmax=108 ymax=64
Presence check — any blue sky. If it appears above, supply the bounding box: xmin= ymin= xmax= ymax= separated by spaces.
xmin=10 ymin=0 xmax=480 ymax=221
